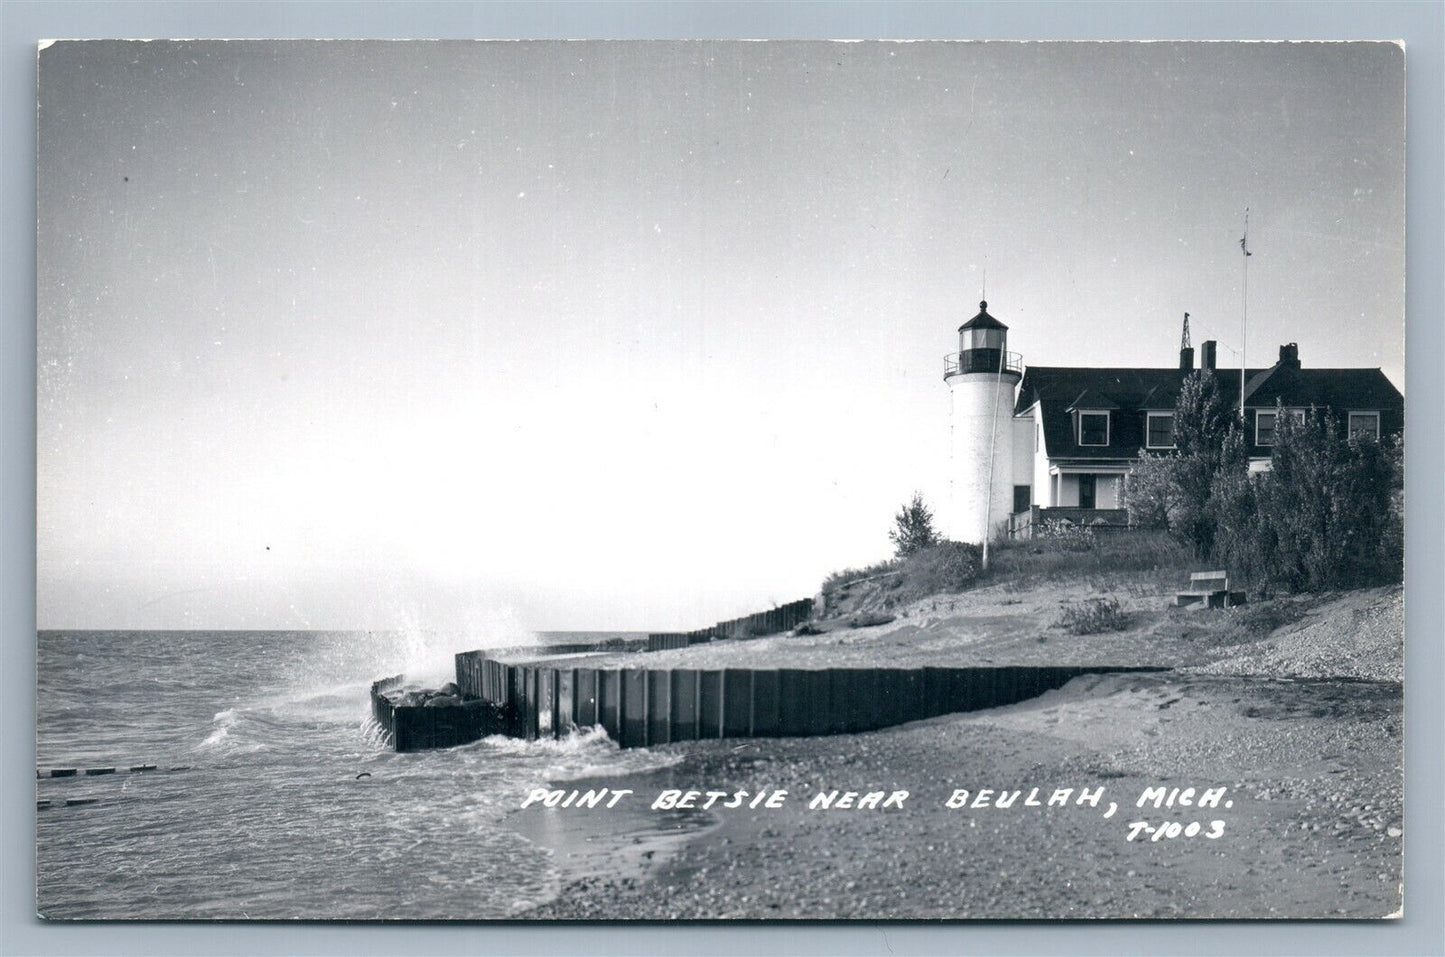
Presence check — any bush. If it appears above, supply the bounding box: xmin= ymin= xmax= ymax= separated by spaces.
xmin=821 ymin=560 xmax=900 ymax=597
xmin=818 ymin=541 xmax=982 ymax=619
xmin=903 ymin=540 xmax=982 ymax=595
xmin=1057 ymin=596 xmax=1129 ymax=635
xmin=1035 ymin=519 xmax=1097 ymax=552
xmin=1128 ymin=383 xmax=1402 ymax=594
xmin=1124 ymin=452 xmax=1174 ymax=530
xmin=1215 ymin=412 xmax=1403 ymax=592
xmin=889 ymin=492 xmax=940 ymax=557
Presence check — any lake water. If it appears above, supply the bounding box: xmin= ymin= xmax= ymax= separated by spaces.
xmin=35 ymin=629 xmax=681 ymax=919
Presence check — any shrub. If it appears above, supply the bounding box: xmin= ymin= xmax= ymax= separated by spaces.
xmin=818 ymin=541 xmax=982 ymax=620
xmin=1129 ymin=388 xmax=1402 ymax=594
xmin=1125 ymin=371 xmax=1248 ymax=559
xmin=1124 ymin=452 xmax=1175 ymax=530
xmin=1036 ymin=519 xmax=1097 ymax=552
xmin=902 ymin=540 xmax=982 ymax=595
xmin=889 ymin=492 xmax=940 ymax=557
xmin=1247 ymin=411 xmax=1401 ymax=591
xmin=821 ymin=559 xmax=900 ymax=596
xmin=1057 ymin=596 xmax=1130 ymax=635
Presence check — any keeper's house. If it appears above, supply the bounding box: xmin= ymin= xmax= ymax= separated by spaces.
xmin=942 ymin=301 xmax=1403 ymax=544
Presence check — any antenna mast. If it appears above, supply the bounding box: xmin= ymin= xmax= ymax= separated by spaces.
xmin=1180 ymin=311 xmax=1192 ymax=352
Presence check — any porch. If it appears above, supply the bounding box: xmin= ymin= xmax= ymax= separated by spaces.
xmin=1007 ymin=505 xmax=1131 ymax=540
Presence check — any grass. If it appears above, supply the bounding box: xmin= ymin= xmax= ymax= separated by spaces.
xmin=821 ymin=560 xmax=903 ymax=596
xmin=819 ymin=530 xmax=1191 ymax=621
xmin=821 ymin=542 xmax=982 ymax=614
xmin=1056 ymin=596 xmax=1130 ymax=635
xmin=1206 ymin=595 xmax=1316 ymax=648
xmin=984 ymin=530 xmax=1190 ymax=591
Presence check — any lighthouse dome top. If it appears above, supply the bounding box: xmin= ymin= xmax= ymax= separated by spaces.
xmin=958 ymin=300 xmax=1009 ymax=333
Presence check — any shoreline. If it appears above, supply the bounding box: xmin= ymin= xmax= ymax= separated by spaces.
xmin=497 ymin=585 xmax=1402 ymax=920
xmin=510 ymin=669 xmax=1401 ymax=920
xmin=505 ymin=767 xmax=723 ymax=901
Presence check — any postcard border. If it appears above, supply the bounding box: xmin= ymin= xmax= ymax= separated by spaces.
xmin=4 ymin=2 xmax=1442 ymax=955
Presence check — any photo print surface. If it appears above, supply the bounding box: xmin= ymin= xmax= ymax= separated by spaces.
xmin=36 ymin=39 xmax=1405 ymax=920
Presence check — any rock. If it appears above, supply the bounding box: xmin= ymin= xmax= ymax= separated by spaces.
xmin=849 ymin=611 xmax=896 ymax=628
xmin=438 ymin=682 xmax=460 ymax=696
xmin=424 ymin=694 xmax=462 ymax=708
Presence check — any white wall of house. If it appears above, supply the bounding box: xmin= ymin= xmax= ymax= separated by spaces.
xmin=1011 ymin=415 xmax=1034 ymax=488
xmin=1096 ymin=474 xmax=1122 ymax=508
xmin=1057 ymin=473 xmax=1079 ymax=507
xmin=1029 ymin=406 xmax=1054 ymax=507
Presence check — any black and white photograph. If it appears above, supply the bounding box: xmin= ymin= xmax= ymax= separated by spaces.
xmin=35 ymin=38 xmax=1407 ymax=922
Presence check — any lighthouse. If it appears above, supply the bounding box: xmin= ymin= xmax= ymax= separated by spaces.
xmin=944 ymin=301 xmax=1022 ymax=545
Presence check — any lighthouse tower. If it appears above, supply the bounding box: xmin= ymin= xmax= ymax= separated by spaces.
xmin=944 ymin=301 xmax=1022 ymax=545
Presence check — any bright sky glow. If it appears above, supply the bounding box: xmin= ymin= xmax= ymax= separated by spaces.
xmin=37 ymin=41 xmax=1404 ymax=631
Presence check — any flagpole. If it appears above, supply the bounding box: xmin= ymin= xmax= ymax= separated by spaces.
xmin=982 ymin=341 xmax=1005 ymax=572
xmin=1240 ymin=208 xmax=1251 ymax=420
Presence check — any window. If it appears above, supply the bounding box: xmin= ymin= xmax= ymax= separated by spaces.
xmin=1348 ymin=412 xmax=1380 ymax=441
xmin=1256 ymin=408 xmax=1305 ymax=446
xmin=1077 ymin=411 xmax=1110 ymax=447
xmin=1146 ymin=412 xmax=1175 ymax=449
xmin=1013 ymin=485 xmax=1031 ymax=514
xmin=1256 ymin=411 xmax=1276 ymax=446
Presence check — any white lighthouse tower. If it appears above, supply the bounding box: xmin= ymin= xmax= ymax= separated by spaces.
xmin=944 ymin=301 xmax=1022 ymax=545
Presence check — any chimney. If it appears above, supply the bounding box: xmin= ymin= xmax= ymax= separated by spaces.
xmin=1278 ymin=342 xmax=1300 ymax=369
xmin=1179 ymin=346 xmax=1195 ymax=371
xmin=1200 ymin=340 xmax=1217 ymax=372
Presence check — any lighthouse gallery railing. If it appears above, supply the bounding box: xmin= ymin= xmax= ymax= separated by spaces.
xmin=943 ymin=350 xmax=1023 ymax=377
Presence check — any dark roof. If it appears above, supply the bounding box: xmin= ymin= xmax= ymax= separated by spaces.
xmin=1243 ymin=365 xmax=1403 ymax=411
xmin=1065 ymin=389 xmax=1121 ymax=411
xmin=1016 ymin=363 xmax=1402 ymax=460
xmin=1015 ymin=366 xmax=1254 ymax=418
xmin=1137 ymin=383 xmax=1181 ymax=410
xmin=958 ymin=300 xmax=1008 ymax=333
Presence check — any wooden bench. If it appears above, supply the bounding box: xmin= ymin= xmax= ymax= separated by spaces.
xmin=1175 ymin=570 xmax=1247 ymax=609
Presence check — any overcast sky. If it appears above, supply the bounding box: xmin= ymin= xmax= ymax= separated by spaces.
xmin=37 ymin=40 xmax=1404 ymax=632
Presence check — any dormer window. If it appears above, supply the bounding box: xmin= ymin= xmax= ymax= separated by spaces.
xmin=1145 ymin=412 xmax=1176 ymax=449
xmin=1077 ymin=411 xmax=1110 ymax=447
xmin=1347 ymin=411 xmax=1380 ymax=441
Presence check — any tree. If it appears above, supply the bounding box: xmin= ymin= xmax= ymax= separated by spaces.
xmin=1128 ymin=370 xmax=1402 ymax=591
xmin=1249 ymin=410 xmax=1400 ymax=590
xmin=1173 ymin=369 xmax=1237 ymax=462
xmin=1125 ymin=370 xmax=1247 ymax=557
xmin=889 ymin=492 xmax=939 ymax=557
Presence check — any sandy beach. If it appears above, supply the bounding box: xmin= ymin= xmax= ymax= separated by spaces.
xmin=510 ymin=585 xmax=1404 ymax=920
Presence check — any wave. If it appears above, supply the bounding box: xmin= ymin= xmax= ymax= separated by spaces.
xmin=467 ymin=725 xmax=686 ymax=784
xmin=194 ymin=707 xmax=269 ymax=755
